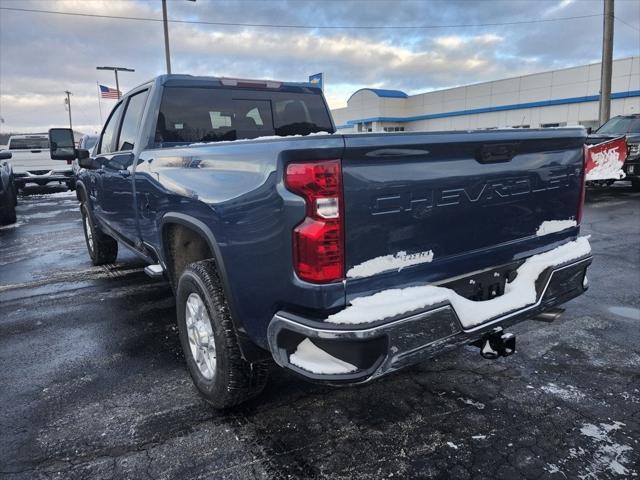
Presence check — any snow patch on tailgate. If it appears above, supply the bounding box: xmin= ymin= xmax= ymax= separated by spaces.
xmin=327 ymin=237 xmax=591 ymax=328
xmin=347 ymin=250 xmax=434 ymax=279
xmin=536 ymin=219 xmax=576 ymax=236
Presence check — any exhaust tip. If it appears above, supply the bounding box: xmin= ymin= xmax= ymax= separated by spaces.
xmin=534 ymin=307 xmax=565 ymax=323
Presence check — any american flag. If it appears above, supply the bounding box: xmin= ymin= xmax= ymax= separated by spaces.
xmin=99 ymin=84 xmax=121 ymax=99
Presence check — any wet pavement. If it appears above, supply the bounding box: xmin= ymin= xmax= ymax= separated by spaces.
xmin=1 ymin=184 xmax=639 ymax=479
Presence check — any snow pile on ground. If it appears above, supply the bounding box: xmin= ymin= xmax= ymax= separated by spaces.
xmin=289 ymin=338 xmax=357 ymax=374
xmin=26 ymin=190 xmax=76 ymax=199
xmin=458 ymin=397 xmax=485 ymax=410
xmin=549 ymin=421 xmax=636 ymax=478
xmin=578 ymin=422 xmax=633 ymax=476
xmin=49 ymin=190 xmax=76 ymax=198
xmin=347 ymin=250 xmax=434 ymax=278
xmin=536 ymin=220 xmax=577 ymax=236
xmin=540 ymin=382 xmax=585 ymax=402
xmin=327 ymin=237 xmax=591 ymax=327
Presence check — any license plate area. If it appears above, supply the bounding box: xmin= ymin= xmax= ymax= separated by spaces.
xmin=442 ymin=261 xmax=522 ymax=301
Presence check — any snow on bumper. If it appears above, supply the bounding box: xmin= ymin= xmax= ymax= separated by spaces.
xmin=328 ymin=237 xmax=591 ymax=329
xmin=267 ymin=237 xmax=592 ymax=382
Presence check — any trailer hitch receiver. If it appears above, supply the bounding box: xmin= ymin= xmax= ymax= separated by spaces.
xmin=472 ymin=329 xmax=516 ymax=359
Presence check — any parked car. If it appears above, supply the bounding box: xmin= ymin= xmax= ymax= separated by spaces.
xmin=0 ymin=150 xmax=17 ymax=225
xmin=78 ymin=134 xmax=99 ymax=153
xmin=71 ymin=134 xmax=99 ymax=196
xmin=7 ymin=134 xmax=74 ymax=190
xmin=586 ymin=114 xmax=640 ymax=189
xmin=49 ymin=74 xmax=592 ymax=408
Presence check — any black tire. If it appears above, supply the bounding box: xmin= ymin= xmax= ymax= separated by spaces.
xmin=80 ymin=203 xmax=118 ymax=265
xmin=176 ymin=260 xmax=269 ymax=408
xmin=0 ymin=186 xmax=17 ymax=225
xmin=631 ymin=179 xmax=640 ymax=191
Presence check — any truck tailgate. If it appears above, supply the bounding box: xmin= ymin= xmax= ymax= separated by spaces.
xmin=10 ymin=150 xmax=60 ymax=173
xmin=341 ymin=128 xmax=586 ymax=299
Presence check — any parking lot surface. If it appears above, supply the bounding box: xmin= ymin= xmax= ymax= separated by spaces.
xmin=1 ymin=185 xmax=639 ymax=480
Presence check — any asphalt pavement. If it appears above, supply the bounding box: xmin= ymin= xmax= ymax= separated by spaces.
xmin=1 ymin=184 xmax=639 ymax=479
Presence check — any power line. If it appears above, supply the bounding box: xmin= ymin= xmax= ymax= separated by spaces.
xmin=0 ymin=6 xmax=603 ymax=30
xmin=613 ymin=15 xmax=640 ymax=33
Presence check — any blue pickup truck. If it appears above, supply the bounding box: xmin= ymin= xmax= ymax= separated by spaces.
xmin=49 ymin=75 xmax=592 ymax=408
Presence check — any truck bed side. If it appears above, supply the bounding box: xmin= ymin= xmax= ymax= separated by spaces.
xmin=136 ymin=128 xmax=585 ymax=349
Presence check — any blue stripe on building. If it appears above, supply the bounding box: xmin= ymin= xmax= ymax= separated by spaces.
xmin=342 ymin=90 xmax=640 ymax=126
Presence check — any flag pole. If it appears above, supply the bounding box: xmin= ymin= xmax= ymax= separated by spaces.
xmin=96 ymin=82 xmax=103 ymax=125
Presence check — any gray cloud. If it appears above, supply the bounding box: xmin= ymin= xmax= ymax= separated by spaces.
xmin=0 ymin=0 xmax=638 ymax=133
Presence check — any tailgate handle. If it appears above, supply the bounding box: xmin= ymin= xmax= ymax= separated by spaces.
xmin=476 ymin=143 xmax=519 ymax=163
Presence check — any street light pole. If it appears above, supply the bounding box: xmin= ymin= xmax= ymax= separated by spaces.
xmin=96 ymin=66 xmax=135 ymax=99
xmin=114 ymin=70 xmax=120 ymax=99
xmin=64 ymin=90 xmax=73 ymax=130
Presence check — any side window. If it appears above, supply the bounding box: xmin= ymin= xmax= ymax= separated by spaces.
xmin=117 ymin=90 xmax=149 ymax=151
xmin=98 ymin=102 xmax=124 ymax=155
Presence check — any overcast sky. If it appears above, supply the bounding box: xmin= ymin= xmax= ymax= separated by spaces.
xmin=0 ymin=0 xmax=638 ymax=134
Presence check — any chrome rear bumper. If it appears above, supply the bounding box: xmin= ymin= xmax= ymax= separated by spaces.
xmin=267 ymin=256 xmax=592 ymax=384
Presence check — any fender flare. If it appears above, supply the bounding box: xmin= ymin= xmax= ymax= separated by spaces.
xmin=160 ymin=212 xmax=227 ymax=286
xmin=160 ymin=212 xmax=270 ymax=362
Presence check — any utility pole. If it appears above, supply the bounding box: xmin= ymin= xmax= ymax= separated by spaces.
xmin=96 ymin=66 xmax=135 ymax=99
xmin=161 ymin=0 xmax=195 ymax=75
xmin=598 ymin=0 xmax=614 ymax=126
xmin=162 ymin=0 xmax=171 ymax=74
xmin=64 ymin=90 xmax=73 ymax=130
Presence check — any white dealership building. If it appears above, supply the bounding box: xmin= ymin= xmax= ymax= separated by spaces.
xmin=331 ymin=56 xmax=640 ymax=133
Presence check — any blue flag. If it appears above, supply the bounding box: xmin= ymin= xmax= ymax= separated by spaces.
xmin=308 ymin=73 xmax=323 ymax=91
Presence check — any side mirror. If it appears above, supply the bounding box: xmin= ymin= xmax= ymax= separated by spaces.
xmin=0 ymin=151 xmax=12 ymax=160
xmin=49 ymin=128 xmax=76 ymax=160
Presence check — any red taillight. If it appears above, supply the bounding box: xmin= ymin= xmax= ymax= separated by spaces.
xmin=577 ymin=146 xmax=587 ymax=224
xmin=285 ymin=159 xmax=344 ymax=283
xmin=66 ymin=160 xmax=72 ymax=165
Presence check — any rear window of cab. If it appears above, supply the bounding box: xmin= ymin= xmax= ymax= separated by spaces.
xmin=155 ymin=86 xmax=333 ymax=146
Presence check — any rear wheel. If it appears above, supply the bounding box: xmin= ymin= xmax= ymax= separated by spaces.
xmin=176 ymin=260 xmax=269 ymax=408
xmin=80 ymin=203 xmax=118 ymax=265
